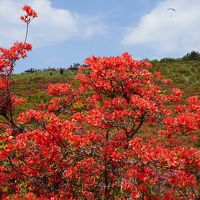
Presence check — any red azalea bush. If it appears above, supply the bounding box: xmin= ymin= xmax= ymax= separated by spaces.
xmin=0 ymin=5 xmax=200 ymax=200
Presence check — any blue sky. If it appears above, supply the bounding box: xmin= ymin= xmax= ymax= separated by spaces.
xmin=0 ymin=0 xmax=200 ymax=73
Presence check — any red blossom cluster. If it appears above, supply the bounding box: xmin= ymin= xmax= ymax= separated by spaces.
xmin=20 ymin=5 xmax=38 ymax=23
xmin=159 ymin=95 xmax=200 ymax=137
xmin=48 ymin=83 xmax=72 ymax=96
xmin=1 ymin=5 xmax=200 ymax=200
xmin=0 ymin=42 xmax=32 ymax=76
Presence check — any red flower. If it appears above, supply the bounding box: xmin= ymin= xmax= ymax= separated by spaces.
xmin=20 ymin=5 xmax=38 ymax=23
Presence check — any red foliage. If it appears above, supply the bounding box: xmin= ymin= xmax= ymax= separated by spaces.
xmin=0 ymin=5 xmax=200 ymax=200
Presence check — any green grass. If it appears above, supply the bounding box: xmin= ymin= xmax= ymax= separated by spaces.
xmin=12 ymin=70 xmax=78 ymax=110
xmin=151 ymin=60 xmax=200 ymax=99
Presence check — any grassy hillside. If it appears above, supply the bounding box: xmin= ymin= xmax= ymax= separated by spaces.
xmin=13 ymin=60 xmax=200 ymax=103
xmin=12 ymin=70 xmax=78 ymax=112
xmin=151 ymin=60 xmax=200 ymax=99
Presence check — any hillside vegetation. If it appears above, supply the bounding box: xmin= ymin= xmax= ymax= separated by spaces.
xmin=151 ymin=60 xmax=200 ymax=99
xmin=13 ymin=60 xmax=200 ymax=106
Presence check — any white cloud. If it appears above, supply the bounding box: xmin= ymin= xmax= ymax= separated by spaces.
xmin=0 ymin=0 xmax=106 ymax=47
xmin=122 ymin=0 xmax=200 ymax=56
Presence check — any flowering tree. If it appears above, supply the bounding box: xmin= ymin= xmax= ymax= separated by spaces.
xmin=0 ymin=5 xmax=37 ymax=136
xmin=0 ymin=5 xmax=200 ymax=200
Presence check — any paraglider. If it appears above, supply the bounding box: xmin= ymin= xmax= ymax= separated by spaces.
xmin=167 ymin=8 xmax=176 ymax=17
xmin=167 ymin=8 xmax=176 ymax=12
